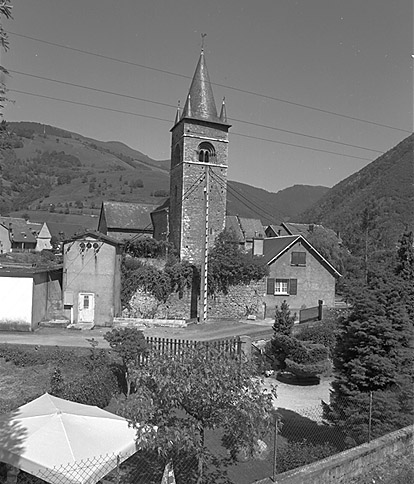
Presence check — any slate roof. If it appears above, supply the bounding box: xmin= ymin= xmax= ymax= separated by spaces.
xmin=0 ymin=217 xmax=41 ymax=244
xmin=225 ymin=216 xmax=265 ymax=243
xmin=281 ymin=222 xmax=340 ymax=241
xmin=238 ymin=217 xmax=265 ymax=240
xmin=46 ymin=221 xmax=86 ymax=239
xmin=225 ymin=216 xmax=244 ymax=243
xmin=101 ymin=202 xmax=158 ymax=231
xmin=65 ymin=230 xmax=123 ymax=247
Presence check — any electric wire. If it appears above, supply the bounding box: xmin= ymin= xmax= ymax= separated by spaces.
xmin=8 ymin=89 xmax=376 ymax=162
xmin=210 ymin=169 xmax=279 ymax=222
xmin=8 ymin=31 xmax=410 ymax=134
xmin=9 ymin=69 xmax=382 ymax=154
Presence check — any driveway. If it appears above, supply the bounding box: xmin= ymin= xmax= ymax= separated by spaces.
xmin=0 ymin=319 xmax=274 ymax=348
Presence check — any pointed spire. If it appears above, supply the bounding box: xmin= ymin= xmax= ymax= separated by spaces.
xmin=174 ymin=100 xmax=181 ymax=125
xmin=181 ymin=49 xmax=220 ymax=123
xmin=219 ymin=97 xmax=227 ymax=123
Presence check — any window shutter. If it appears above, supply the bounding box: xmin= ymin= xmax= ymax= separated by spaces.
xmin=267 ymin=278 xmax=275 ymax=295
xmin=289 ymin=279 xmax=297 ymax=295
xmin=291 ymin=252 xmax=306 ymax=265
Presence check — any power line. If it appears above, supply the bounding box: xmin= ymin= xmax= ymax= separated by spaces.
xmin=9 ymin=89 xmax=376 ymax=162
xmin=210 ymin=170 xmax=278 ymax=222
xmin=9 ymin=69 xmax=176 ymax=110
xmin=10 ymin=69 xmax=382 ymax=154
xmin=8 ymin=31 xmax=411 ymax=134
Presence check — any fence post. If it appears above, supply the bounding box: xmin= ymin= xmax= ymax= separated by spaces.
xmin=239 ymin=335 xmax=252 ymax=361
xmin=368 ymin=391 xmax=373 ymax=443
xmin=115 ymin=454 xmax=120 ymax=484
xmin=272 ymin=414 xmax=279 ymax=482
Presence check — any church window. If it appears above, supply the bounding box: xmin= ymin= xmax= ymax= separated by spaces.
xmin=197 ymin=142 xmax=215 ymax=163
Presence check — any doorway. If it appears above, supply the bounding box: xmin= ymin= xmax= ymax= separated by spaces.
xmin=78 ymin=293 xmax=95 ymax=323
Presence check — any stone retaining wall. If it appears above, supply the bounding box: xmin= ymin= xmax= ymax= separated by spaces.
xmin=254 ymin=425 xmax=413 ymax=484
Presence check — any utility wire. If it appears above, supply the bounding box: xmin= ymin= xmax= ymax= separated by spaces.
xmin=210 ymin=170 xmax=279 ymax=222
xmin=9 ymin=89 xmax=376 ymax=162
xmin=8 ymin=31 xmax=411 ymax=134
xmin=10 ymin=69 xmax=382 ymax=154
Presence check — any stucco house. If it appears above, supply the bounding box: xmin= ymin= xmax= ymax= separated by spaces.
xmin=62 ymin=231 xmax=123 ymax=326
xmin=254 ymin=235 xmax=341 ymax=318
xmin=0 ymin=265 xmax=62 ymax=331
xmin=0 ymin=217 xmax=52 ymax=253
xmin=97 ymin=201 xmax=157 ymax=242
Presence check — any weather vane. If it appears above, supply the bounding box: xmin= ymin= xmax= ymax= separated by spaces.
xmin=201 ymin=33 xmax=207 ymax=50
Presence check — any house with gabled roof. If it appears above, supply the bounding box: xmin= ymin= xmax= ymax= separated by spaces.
xmin=265 ymin=222 xmax=341 ymax=244
xmin=0 ymin=217 xmax=52 ymax=253
xmin=253 ymin=234 xmax=341 ymax=318
xmin=62 ymin=231 xmax=123 ymax=326
xmin=98 ymin=201 xmax=157 ymax=242
xmin=225 ymin=215 xmax=265 ymax=251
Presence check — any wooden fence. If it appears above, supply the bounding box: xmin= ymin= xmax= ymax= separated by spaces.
xmin=299 ymin=301 xmax=324 ymax=323
xmin=143 ymin=336 xmax=243 ymax=360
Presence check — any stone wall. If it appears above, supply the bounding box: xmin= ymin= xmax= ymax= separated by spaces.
xmin=254 ymin=425 xmax=413 ymax=484
xmin=125 ymin=279 xmax=268 ymax=321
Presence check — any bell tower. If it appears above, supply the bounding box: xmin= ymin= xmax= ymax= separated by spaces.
xmin=169 ymin=50 xmax=231 ymax=263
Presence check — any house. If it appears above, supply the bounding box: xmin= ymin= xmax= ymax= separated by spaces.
xmin=253 ymin=235 xmax=341 ymax=318
xmin=225 ymin=216 xmax=265 ymax=252
xmin=265 ymin=222 xmax=341 ymax=243
xmin=97 ymin=201 xmax=157 ymax=242
xmin=62 ymin=231 xmax=123 ymax=326
xmin=0 ymin=265 xmax=62 ymax=331
xmin=0 ymin=216 xmax=52 ymax=253
xmin=150 ymin=199 xmax=169 ymax=241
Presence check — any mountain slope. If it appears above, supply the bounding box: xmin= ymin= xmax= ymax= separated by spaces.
xmin=1 ymin=121 xmax=328 ymax=224
xmin=226 ymin=181 xmax=329 ymax=225
xmin=298 ymin=133 xmax=414 ymax=253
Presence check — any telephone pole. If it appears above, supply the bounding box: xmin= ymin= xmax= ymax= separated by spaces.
xmin=200 ymin=165 xmax=210 ymax=323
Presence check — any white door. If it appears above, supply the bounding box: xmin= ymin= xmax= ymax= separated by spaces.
xmin=78 ymin=293 xmax=95 ymax=323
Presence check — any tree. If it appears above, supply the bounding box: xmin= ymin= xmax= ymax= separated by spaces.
xmin=207 ymin=229 xmax=268 ymax=295
xmin=115 ymin=347 xmax=276 ymax=483
xmin=104 ymin=327 xmax=148 ymax=396
xmin=325 ymin=234 xmax=414 ymax=445
xmin=272 ymin=301 xmax=295 ymax=335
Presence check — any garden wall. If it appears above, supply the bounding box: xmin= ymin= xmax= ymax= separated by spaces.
xmin=254 ymin=425 xmax=413 ymax=484
xmin=125 ymin=280 xmax=268 ymax=321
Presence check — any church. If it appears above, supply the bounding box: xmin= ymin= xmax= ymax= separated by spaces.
xmin=151 ymin=48 xmax=230 ymax=264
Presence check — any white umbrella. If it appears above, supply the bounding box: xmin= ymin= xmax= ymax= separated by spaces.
xmin=0 ymin=393 xmax=137 ymax=484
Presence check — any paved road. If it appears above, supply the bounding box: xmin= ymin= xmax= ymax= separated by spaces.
xmin=0 ymin=319 xmax=274 ymax=348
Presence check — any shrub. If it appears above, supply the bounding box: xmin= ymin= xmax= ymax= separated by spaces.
xmin=295 ymin=320 xmax=338 ymax=356
xmin=276 ymin=440 xmax=336 ymax=473
xmin=50 ymin=367 xmax=118 ymax=408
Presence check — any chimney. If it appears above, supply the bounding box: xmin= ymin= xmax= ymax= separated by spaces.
xmin=253 ymin=238 xmax=264 ymax=256
xmin=309 ymin=224 xmax=314 ymax=233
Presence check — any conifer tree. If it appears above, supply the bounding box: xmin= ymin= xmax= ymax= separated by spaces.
xmin=325 ymin=231 xmax=414 ymax=445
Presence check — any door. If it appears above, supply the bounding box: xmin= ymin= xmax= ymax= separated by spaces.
xmin=78 ymin=293 xmax=95 ymax=323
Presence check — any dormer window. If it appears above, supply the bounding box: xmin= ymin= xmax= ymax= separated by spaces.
xmin=197 ymin=142 xmax=215 ymax=163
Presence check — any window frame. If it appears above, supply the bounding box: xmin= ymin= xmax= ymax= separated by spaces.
xmin=291 ymin=251 xmax=307 ymax=266
xmin=266 ymin=278 xmax=298 ymax=296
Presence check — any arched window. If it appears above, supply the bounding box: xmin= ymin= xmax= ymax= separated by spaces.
xmin=197 ymin=142 xmax=215 ymax=163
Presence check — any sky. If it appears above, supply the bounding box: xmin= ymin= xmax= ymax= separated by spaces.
xmin=1 ymin=0 xmax=412 ymax=193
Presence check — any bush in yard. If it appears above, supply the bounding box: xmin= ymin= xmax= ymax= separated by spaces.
xmin=273 ymin=301 xmax=295 ymax=336
xmin=295 ymin=320 xmax=338 ymax=356
xmin=50 ymin=366 xmax=118 ymax=408
xmin=276 ymin=439 xmax=336 ymax=473
xmin=104 ymin=327 xmax=148 ymax=396
xmin=271 ymin=334 xmax=329 ymax=378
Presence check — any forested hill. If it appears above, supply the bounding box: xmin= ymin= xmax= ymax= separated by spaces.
xmin=0 ymin=121 xmax=328 ymax=223
xmin=298 ymin=134 xmax=414 ymax=255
